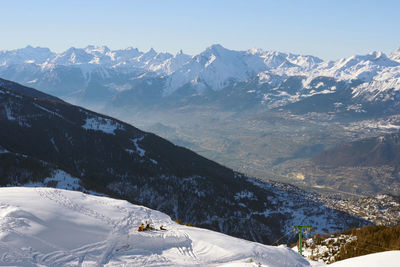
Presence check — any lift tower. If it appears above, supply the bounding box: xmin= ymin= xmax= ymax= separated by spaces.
xmin=293 ymin=225 xmax=312 ymax=256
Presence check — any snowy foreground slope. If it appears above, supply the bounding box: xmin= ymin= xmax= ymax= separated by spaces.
xmin=330 ymin=251 xmax=400 ymax=267
xmin=1 ymin=188 xmax=399 ymax=267
xmin=0 ymin=187 xmax=314 ymax=267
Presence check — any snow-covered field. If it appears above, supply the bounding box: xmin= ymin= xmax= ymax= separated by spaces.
xmin=330 ymin=251 xmax=400 ymax=267
xmin=0 ymin=187 xmax=313 ymax=266
xmin=0 ymin=187 xmax=398 ymax=266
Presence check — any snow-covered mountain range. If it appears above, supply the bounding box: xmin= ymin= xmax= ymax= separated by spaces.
xmin=1 ymin=44 xmax=400 ymax=113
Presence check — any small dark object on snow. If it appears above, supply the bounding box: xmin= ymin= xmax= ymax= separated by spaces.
xmin=138 ymin=222 xmax=165 ymax=232
xmin=138 ymin=221 xmax=154 ymax=231
xmin=145 ymin=221 xmax=154 ymax=231
xmin=138 ymin=223 xmax=145 ymax=231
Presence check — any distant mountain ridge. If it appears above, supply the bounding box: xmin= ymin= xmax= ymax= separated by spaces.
xmin=1 ymin=44 xmax=400 ymax=117
xmin=313 ymin=133 xmax=400 ymax=167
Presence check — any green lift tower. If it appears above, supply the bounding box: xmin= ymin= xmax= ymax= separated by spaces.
xmin=293 ymin=225 xmax=312 ymax=256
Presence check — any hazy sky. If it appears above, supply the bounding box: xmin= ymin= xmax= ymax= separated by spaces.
xmin=1 ymin=0 xmax=399 ymax=60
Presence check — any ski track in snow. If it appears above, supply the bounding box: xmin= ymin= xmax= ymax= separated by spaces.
xmin=35 ymin=188 xmax=114 ymax=226
xmin=26 ymin=188 xmax=184 ymax=266
xmin=23 ymin=188 xmax=131 ymax=265
xmin=32 ymin=189 xmax=113 ymax=265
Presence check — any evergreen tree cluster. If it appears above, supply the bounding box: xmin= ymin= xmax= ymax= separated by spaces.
xmin=337 ymin=225 xmax=400 ymax=261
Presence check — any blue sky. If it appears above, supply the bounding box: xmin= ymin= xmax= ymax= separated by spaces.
xmin=1 ymin=0 xmax=399 ymax=60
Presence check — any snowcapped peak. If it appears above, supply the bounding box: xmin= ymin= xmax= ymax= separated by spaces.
xmin=22 ymin=46 xmax=54 ymax=58
xmin=53 ymin=47 xmax=93 ymax=65
xmin=62 ymin=47 xmax=81 ymax=55
xmin=208 ymin=43 xmax=225 ymax=50
xmin=361 ymin=51 xmax=387 ymax=61
xmin=286 ymin=54 xmax=324 ymax=69
xmin=125 ymin=46 xmax=139 ymax=51
xmin=247 ymin=48 xmax=265 ymax=55
xmin=164 ymin=45 xmax=324 ymax=95
xmin=111 ymin=47 xmax=142 ymax=61
xmin=175 ymin=51 xmax=191 ymax=62
xmin=165 ymin=44 xmax=258 ymax=95
xmin=84 ymin=45 xmax=96 ymax=51
xmin=372 ymin=51 xmax=383 ymax=58
xmin=248 ymin=48 xmax=259 ymax=54
xmin=14 ymin=45 xmax=52 ymax=55
xmin=0 ymin=45 xmax=55 ymax=65
xmin=363 ymin=51 xmax=391 ymax=63
xmin=134 ymin=48 xmax=159 ymax=65
xmin=198 ymin=44 xmax=236 ymax=62
xmin=146 ymin=47 xmax=157 ymax=55
xmin=205 ymin=44 xmax=229 ymax=55
xmin=98 ymin=45 xmax=110 ymax=52
xmin=257 ymin=51 xmax=294 ymax=69
xmin=22 ymin=45 xmax=52 ymax=53
xmin=270 ymin=51 xmax=283 ymax=57
xmin=85 ymin=45 xmax=110 ymax=54
xmin=138 ymin=48 xmax=158 ymax=62
xmin=333 ymin=51 xmax=399 ymax=73
xmin=390 ymin=47 xmax=400 ymax=62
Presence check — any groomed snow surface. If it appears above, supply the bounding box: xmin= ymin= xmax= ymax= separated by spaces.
xmin=330 ymin=251 xmax=400 ymax=267
xmin=0 ymin=187 xmax=398 ymax=267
